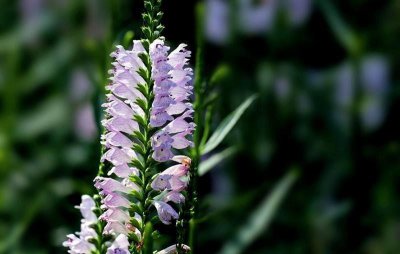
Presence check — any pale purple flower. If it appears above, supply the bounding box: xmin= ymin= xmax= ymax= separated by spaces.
xmin=100 ymin=208 xmax=130 ymax=222
xmin=103 ymin=221 xmax=130 ymax=235
xmin=102 ymin=131 xmax=134 ymax=148
xmin=63 ymin=195 xmax=98 ymax=254
xmin=103 ymin=193 xmax=131 ymax=208
xmin=63 ymin=233 xmax=95 ymax=254
xmin=149 ymin=39 xmax=194 ymax=148
xmin=101 ymin=147 xmax=136 ymax=165
xmin=164 ymin=191 xmax=185 ymax=204
xmin=108 ymin=163 xmax=138 ymax=178
xmin=75 ymin=195 xmax=97 ymax=223
xmin=106 ymin=234 xmax=130 ymax=254
xmin=151 ymin=156 xmax=191 ymax=224
xmin=152 ymin=144 xmax=175 ymax=163
xmin=151 ymin=165 xmax=188 ymax=191
xmin=94 ymin=177 xmax=138 ymax=195
xmin=154 ymin=201 xmax=179 ymax=225
xmin=102 ymin=116 xmax=139 ymax=134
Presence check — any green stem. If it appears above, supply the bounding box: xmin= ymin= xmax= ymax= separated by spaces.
xmin=128 ymin=1 xmax=164 ymax=253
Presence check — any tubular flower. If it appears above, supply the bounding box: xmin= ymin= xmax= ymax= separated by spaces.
xmin=149 ymin=39 xmax=194 ymax=163
xmin=148 ymin=38 xmax=194 ymax=226
xmin=95 ymin=41 xmax=146 ymax=239
xmin=151 ymin=155 xmax=192 ymax=224
xmin=63 ymin=195 xmax=97 ymax=254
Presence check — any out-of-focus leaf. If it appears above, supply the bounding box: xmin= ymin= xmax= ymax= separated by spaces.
xmin=15 ymin=97 xmax=69 ymax=140
xmin=209 ymin=64 xmax=231 ymax=88
xmin=316 ymin=0 xmax=362 ymax=56
xmin=202 ymin=95 xmax=256 ymax=155
xmin=0 ymin=13 xmax=55 ymax=52
xmin=22 ymin=40 xmax=75 ymax=94
xmin=199 ymin=147 xmax=237 ymax=176
xmin=219 ymin=169 xmax=298 ymax=254
xmin=0 ymin=190 xmax=45 ymax=252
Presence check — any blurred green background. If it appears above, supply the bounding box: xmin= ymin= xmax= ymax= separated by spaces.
xmin=1 ymin=0 xmax=400 ymax=253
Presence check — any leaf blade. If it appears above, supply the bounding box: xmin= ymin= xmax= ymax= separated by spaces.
xmin=202 ymin=95 xmax=257 ymax=155
xmin=219 ymin=169 xmax=299 ymax=254
xmin=198 ymin=147 xmax=237 ymax=176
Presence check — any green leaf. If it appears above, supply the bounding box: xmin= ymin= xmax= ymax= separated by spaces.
xmin=130 ymin=203 xmax=144 ymax=215
xmin=219 ymin=169 xmax=299 ymax=254
xmin=132 ymin=130 xmax=146 ymax=145
xmin=129 ymin=232 xmax=140 ymax=243
xmin=130 ymin=175 xmax=144 ymax=188
xmin=132 ymin=143 xmax=146 ymax=156
xmin=202 ymin=95 xmax=257 ymax=155
xmin=130 ymin=218 xmax=142 ymax=231
xmin=143 ymin=222 xmax=154 ymax=254
xmin=199 ymin=147 xmax=237 ymax=176
xmin=316 ymin=0 xmax=362 ymax=56
xmin=131 ymin=159 xmax=145 ymax=172
xmin=135 ymin=98 xmax=148 ymax=112
xmin=133 ymin=114 xmax=147 ymax=129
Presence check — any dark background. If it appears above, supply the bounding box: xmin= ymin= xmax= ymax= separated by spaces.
xmin=1 ymin=0 xmax=400 ymax=253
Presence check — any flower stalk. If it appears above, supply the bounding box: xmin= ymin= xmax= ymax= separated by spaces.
xmin=65 ymin=1 xmax=195 ymax=253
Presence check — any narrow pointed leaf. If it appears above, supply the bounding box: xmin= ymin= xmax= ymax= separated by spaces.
xmin=202 ymin=95 xmax=257 ymax=155
xmin=199 ymin=147 xmax=237 ymax=176
xmin=219 ymin=169 xmax=298 ymax=254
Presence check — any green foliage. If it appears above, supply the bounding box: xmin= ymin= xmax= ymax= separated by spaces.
xmin=219 ymin=170 xmax=298 ymax=254
xmin=198 ymin=147 xmax=237 ymax=176
xmin=202 ymin=95 xmax=257 ymax=154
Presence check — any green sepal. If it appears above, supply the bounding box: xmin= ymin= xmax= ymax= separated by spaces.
xmin=136 ymin=83 xmax=149 ymax=98
xmin=142 ymin=13 xmax=152 ymax=25
xmin=150 ymin=215 xmax=159 ymax=225
xmin=130 ymin=217 xmax=143 ymax=231
xmin=130 ymin=175 xmax=144 ymax=187
xmin=137 ymin=68 xmax=149 ymax=81
xmin=141 ymin=39 xmax=150 ymax=52
xmin=92 ymin=207 xmax=102 ymax=215
xmin=133 ymin=130 xmax=146 ymax=144
xmin=129 ymin=232 xmax=140 ymax=244
xmin=144 ymin=1 xmax=152 ymax=11
xmin=138 ymin=53 xmax=150 ymax=67
xmin=135 ymin=98 xmax=148 ymax=112
xmin=131 ymin=159 xmax=145 ymax=172
xmin=145 ymin=198 xmax=154 ymax=209
xmin=156 ymin=25 xmax=165 ymax=33
xmin=132 ymin=143 xmax=146 ymax=156
xmin=131 ymin=203 xmax=144 ymax=215
xmin=141 ymin=26 xmax=152 ymax=40
xmin=152 ymin=230 xmax=161 ymax=240
xmin=145 ymin=184 xmax=155 ymax=194
xmin=156 ymin=11 xmax=164 ymax=20
xmin=130 ymin=190 xmax=144 ymax=202
xmin=133 ymin=114 xmax=147 ymax=129
xmin=102 ymin=234 xmax=114 ymax=242
xmin=87 ymin=236 xmax=97 ymax=245
xmin=152 ymin=31 xmax=160 ymax=40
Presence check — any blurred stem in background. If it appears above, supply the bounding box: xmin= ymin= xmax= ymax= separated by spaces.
xmin=188 ymin=2 xmax=206 ymax=253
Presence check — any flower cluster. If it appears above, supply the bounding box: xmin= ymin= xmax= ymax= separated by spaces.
xmin=63 ymin=195 xmax=98 ymax=253
xmin=63 ymin=195 xmax=131 ymax=254
xmin=152 ymin=156 xmax=191 ymax=224
xmin=149 ymin=39 xmax=195 ymax=163
xmin=95 ymin=41 xmax=146 ymax=237
xmin=146 ymin=39 xmax=194 ymax=225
